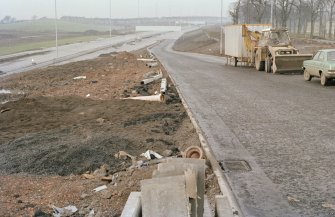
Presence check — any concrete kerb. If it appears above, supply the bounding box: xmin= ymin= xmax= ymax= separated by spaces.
xmin=149 ymin=46 xmax=243 ymax=217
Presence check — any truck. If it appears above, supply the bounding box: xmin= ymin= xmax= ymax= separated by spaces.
xmin=224 ymin=24 xmax=313 ymax=74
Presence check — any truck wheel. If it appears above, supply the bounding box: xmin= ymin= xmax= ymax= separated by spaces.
xmin=265 ymin=58 xmax=272 ymax=73
xmin=304 ymin=69 xmax=312 ymax=81
xmin=320 ymin=72 xmax=328 ymax=86
xmin=255 ymin=57 xmax=265 ymax=71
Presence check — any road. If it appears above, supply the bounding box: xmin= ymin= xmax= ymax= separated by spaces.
xmin=0 ymin=31 xmax=185 ymax=76
xmin=152 ymin=41 xmax=335 ymax=217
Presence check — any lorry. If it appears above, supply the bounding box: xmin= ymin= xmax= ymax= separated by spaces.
xmin=224 ymin=24 xmax=313 ymax=74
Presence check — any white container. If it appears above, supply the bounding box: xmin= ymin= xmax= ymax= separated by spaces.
xmin=224 ymin=24 xmax=271 ymax=61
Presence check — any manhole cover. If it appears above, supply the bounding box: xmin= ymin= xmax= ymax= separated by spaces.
xmin=219 ymin=160 xmax=251 ymax=172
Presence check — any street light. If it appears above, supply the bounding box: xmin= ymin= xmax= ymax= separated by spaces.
xmin=220 ymin=0 xmax=223 ymax=55
xmin=54 ymin=0 xmax=58 ymax=58
xmin=109 ymin=0 xmax=112 ymax=44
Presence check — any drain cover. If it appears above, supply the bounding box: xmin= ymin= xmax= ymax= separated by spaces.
xmin=219 ymin=160 xmax=251 ymax=172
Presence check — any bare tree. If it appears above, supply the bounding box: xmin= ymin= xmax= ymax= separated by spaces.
xmin=294 ymin=0 xmax=308 ymax=35
xmin=250 ymin=0 xmax=269 ymax=23
xmin=276 ymin=0 xmax=295 ymax=27
xmin=306 ymin=0 xmax=322 ymax=38
xmin=229 ymin=0 xmax=242 ymax=24
xmin=328 ymin=0 xmax=335 ymax=38
xmin=0 ymin=16 xmax=16 ymax=24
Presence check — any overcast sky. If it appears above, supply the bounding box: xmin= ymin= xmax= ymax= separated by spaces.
xmin=1 ymin=0 xmax=233 ymax=20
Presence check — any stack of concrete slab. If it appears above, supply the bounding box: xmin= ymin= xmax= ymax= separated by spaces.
xmin=121 ymin=158 xmax=206 ymax=217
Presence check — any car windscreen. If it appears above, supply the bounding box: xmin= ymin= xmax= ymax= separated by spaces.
xmin=327 ymin=51 xmax=335 ymax=61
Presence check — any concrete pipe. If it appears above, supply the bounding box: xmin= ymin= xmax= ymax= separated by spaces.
xmin=184 ymin=146 xmax=204 ymax=159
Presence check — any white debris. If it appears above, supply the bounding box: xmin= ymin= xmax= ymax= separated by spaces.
xmin=0 ymin=89 xmax=11 ymax=94
xmin=52 ymin=205 xmax=78 ymax=217
xmin=93 ymin=185 xmax=108 ymax=192
xmin=140 ymin=150 xmax=163 ymax=160
xmin=137 ymin=58 xmax=156 ymax=62
xmin=141 ymin=73 xmax=162 ymax=85
xmin=88 ymin=209 xmax=95 ymax=217
xmin=160 ymin=78 xmax=167 ymax=94
xmin=86 ymin=94 xmax=90 ymax=97
xmin=146 ymin=62 xmax=158 ymax=68
xmin=73 ymin=76 xmax=87 ymax=80
xmin=125 ymin=94 xmax=163 ymax=102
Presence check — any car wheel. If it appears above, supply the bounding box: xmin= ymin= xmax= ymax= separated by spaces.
xmin=304 ymin=69 xmax=312 ymax=81
xmin=320 ymin=72 xmax=328 ymax=86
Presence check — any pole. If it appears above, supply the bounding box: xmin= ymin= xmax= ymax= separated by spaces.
xmin=109 ymin=0 xmax=112 ymax=43
xmin=220 ymin=0 xmax=223 ymax=55
xmin=155 ymin=0 xmax=158 ymax=18
xmin=138 ymin=0 xmax=140 ymax=18
xmin=54 ymin=0 xmax=58 ymax=58
xmin=270 ymin=0 xmax=274 ymax=26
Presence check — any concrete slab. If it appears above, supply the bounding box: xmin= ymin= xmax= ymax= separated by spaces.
xmin=154 ymin=159 xmax=206 ymax=217
xmin=215 ymin=195 xmax=234 ymax=217
xmin=141 ymin=175 xmax=189 ymax=217
xmin=204 ymin=196 xmax=214 ymax=217
xmin=121 ymin=192 xmax=141 ymax=217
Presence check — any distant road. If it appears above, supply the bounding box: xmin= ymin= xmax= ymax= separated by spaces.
xmin=152 ymin=40 xmax=335 ymax=217
xmin=0 ymin=30 xmax=189 ymax=76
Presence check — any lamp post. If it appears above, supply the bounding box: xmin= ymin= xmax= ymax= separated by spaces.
xmin=220 ymin=0 xmax=223 ymax=55
xmin=109 ymin=0 xmax=112 ymax=43
xmin=54 ymin=0 xmax=58 ymax=58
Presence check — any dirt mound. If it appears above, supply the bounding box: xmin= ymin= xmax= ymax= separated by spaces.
xmin=292 ymin=38 xmax=333 ymax=54
xmin=0 ymin=96 xmax=192 ymax=176
xmin=174 ymin=27 xmax=222 ymax=56
xmin=0 ymin=52 xmax=151 ymax=100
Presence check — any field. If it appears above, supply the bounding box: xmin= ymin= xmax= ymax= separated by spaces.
xmin=0 ymin=19 xmax=123 ymax=56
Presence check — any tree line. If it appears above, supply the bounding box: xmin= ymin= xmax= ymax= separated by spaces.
xmin=229 ymin=0 xmax=335 ymax=39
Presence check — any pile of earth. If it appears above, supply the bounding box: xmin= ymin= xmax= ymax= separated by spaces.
xmin=173 ymin=26 xmax=222 ymax=56
xmin=0 ymin=51 xmax=199 ymax=177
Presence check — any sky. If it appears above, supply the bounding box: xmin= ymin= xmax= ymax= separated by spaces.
xmin=0 ymin=0 xmax=233 ymax=20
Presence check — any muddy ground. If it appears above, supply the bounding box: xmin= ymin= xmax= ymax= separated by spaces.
xmin=0 ymin=50 xmax=219 ymax=216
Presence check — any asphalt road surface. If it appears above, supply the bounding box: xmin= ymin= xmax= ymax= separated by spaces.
xmin=152 ymin=41 xmax=335 ymax=217
xmin=0 ymin=31 xmax=185 ymax=76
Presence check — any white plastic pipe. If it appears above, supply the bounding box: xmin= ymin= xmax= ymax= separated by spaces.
xmin=125 ymin=94 xmax=163 ymax=102
xmin=160 ymin=78 xmax=167 ymax=94
xmin=141 ymin=73 xmax=162 ymax=85
xmin=146 ymin=62 xmax=158 ymax=68
xmin=137 ymin=58 xmax=156 ymax=62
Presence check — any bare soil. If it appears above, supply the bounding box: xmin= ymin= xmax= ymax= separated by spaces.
xmin=0 ymin=50 xmax=219 ymax=216
xmin=174 ymin=26 xmax=330 ymax=57
xmin=291 ymin=38 xmax=335 ymax=54
xmin=173 ymin=26 xmax=222 ymax=56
